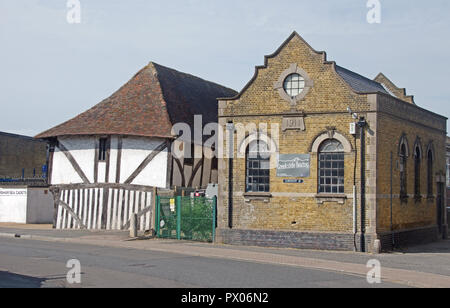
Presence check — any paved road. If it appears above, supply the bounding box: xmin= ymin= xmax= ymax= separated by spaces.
xmin=0 ymin=238 xmax=403 ymax=288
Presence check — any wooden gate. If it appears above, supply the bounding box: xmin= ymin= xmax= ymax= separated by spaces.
xmin=51 ymin=184 xmax=154 ymax=231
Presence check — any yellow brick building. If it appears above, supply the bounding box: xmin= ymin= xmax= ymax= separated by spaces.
xmin=216 ymin=32 xmax=448 ymax=252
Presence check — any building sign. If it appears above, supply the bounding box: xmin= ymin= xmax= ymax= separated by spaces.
xmin=170 ymin=198 xmax=175 ymax=212
xmin=277 ymin=154 xmax=310 ymax=178
xmin=282 ymin=116 xmax=305 ymax=131
xmin=0 ymin=189 xmax=27 ymax=196
xmin=283 ymin=179 xmax=304 ymax=184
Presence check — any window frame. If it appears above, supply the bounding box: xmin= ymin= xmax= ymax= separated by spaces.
xmin=317 ymin=139 xmax=345 ymax=195
xmin=98 ymin=138 xmax=108 ymax=162
xmin=283 ymin=73 xmax=305 ymax=98
xmin=400 ymin=144 xmax=408 ymax=201
xmin=427 ymin=149 xmax=434 ymax=198
xmin=245 ymin=140 xmax=271 ymax=193
xmin=414 ymin=146 xmax=421 ymax=201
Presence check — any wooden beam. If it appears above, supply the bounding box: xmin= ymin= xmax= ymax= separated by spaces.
xmin=188 ymin=158 xmax=204 ymax=188
xmin=52 ymin=183 xmax=156 ymax=192
xmin=105 ymin=137 xmax=111 ymax=183
xmin=94 ymin=139 xmax=99 ymax=183
xmin=165 ymin=140 xmax=173 ymax=188
xmin=57 ymin=141 xmax=91 ymax=184
xmin=58 ymin=199 xmax=87 ymax=229
xmin=122 ymin=202 xmax=153 ymax=230
xmin=48 ymin=143 xmax=55 ymax=185
xmin=116 ymin=136 xmax=123 ymax=183
xmin=124 ymin=142 xmax=168 ymax=185
xmin=101 ymin=188 xmax=109 ymax=229
xmin=50 ymin=187 xmax=60 ymax=229
xmin=173 ymin=158 xmax=186 ymax=187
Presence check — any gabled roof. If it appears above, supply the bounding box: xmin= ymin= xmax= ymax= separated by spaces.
xmin=219 ymin=31 xmax=401 ymax=101
xmin=36 ymin=62 xmax=237 ymax=139
xmin=335 ymin=65 xmax=389 ymax=95
xmin=374 ymin=73 xmax=415 ymax=104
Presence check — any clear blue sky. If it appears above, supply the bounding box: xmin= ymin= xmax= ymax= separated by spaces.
xmin=1 ymin=0 xmax=449 ymax=136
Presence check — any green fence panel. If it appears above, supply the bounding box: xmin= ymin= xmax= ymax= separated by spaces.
xmin=156 ymin=196 xmax=216 ymax=243
xmin=157 ymin=197 xmax=178 ymax=239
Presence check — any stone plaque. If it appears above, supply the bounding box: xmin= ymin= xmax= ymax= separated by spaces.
xmin=277 ymin=154 xmax=310 ymax=178
xmin=282 ymin=117 xmax=305 ymax=131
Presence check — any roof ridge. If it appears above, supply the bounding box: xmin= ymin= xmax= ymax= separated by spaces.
xmin=36 ymin=61 xmax=237 ymax=139
xmin=150 ymin=61 xmax=237 ymax=94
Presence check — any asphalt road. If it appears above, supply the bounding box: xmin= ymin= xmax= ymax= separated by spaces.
xmin=0 ymin=237 xmax=404 ymax=288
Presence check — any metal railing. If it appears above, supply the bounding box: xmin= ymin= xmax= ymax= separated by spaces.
xmin=156 ymin=196 xmax=217 ymax=243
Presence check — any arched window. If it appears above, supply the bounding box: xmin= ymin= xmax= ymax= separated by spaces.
xmin=246 ymin=140 xmax=270 ymax=193
xmin=318 ymin=139 xmax=344 ymax=194
xmin=414 ymin=146 xmax=421 ymax=199
xmin=427 ymin=149 xmax=433 ymax=197
xmin=400 ymin=144 xmax=408 ymax=199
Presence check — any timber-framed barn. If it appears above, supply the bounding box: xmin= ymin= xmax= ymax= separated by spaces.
xmin=36 ymin=62 xmax=236 ymax=231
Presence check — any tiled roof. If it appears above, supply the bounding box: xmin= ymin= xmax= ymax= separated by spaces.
xmin=36 ymin=62 xmax=237 ymax=139
xmin=335 ymin=65 xmax=389 ymax=95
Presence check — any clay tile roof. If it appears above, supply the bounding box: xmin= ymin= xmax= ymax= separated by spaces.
xmin=36 ymin=62 xmax=237 ymax=139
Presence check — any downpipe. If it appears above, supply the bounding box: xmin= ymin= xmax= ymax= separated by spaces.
xmin=353 ymin=185 xmax=357 ymax=251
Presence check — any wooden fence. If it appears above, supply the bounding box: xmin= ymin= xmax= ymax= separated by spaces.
xmin=51 ymin=184 xmax=154 ymax=231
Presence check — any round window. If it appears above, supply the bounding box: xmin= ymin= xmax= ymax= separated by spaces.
xmin=283 ymin=73 xmax=305 ymax=98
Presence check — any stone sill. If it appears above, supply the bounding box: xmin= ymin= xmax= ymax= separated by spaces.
xmin=243 ymin=192 xmax=272 ymax=203
xmin=315 ymin=194 xmax=347 ymax=205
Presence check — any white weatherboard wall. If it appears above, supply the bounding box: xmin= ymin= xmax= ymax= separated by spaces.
xmin=52 ymin=136 xmax=94 ymax=184
xmin=120 ymin=137 xmax=168 ymax=187
xmin=52 ymin=136 xmax=168 ymax=188
xmin=0 ymin=187 xmax=53 ymax=223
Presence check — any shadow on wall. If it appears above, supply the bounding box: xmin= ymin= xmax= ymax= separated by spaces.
xmin=393 ymin=239 xmax=450 ymax=254
xmin=0 ymin=271 xmax=47 ymax=288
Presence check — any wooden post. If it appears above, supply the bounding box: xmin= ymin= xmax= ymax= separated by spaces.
xmin=176 ymin=196 xmax=181 ymax=240
xmin=50 ymin=187 xmax=60 ymax=229
xmin=151 ymin=187 xmax=157 ymax=232
xmin=130 ymin=214 xmax=138 ymax=238
xmin=212 ymin=196 xmax=217 ymax=243
xmin=155 ymin=195 xmax=161 ymax=238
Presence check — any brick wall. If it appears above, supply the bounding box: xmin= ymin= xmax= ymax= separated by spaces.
xmin=218 ymin=34 xmax=370 ymax=236
xmin=375 ymin=94 xmax=446 ymax=233
xmin=0 ymin=132 xmax=47 ymax=179
xmin=216 ymin=33 xmax=447 ymax=251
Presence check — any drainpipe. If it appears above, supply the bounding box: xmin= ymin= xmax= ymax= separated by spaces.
xmin=227 ymin=122 xmax=234 ymax=229
xmin=353 ymin=135 xmax=358 ymax=251
xmin=390 ymin=151 xmax=394 ymax=248
xmin=353 ymin=185 xmax=357 ymax=250
xmin=45 ymin=143 xmax=50 ymax=181
xmin=358 ymin=117 xmax=367 ymax=253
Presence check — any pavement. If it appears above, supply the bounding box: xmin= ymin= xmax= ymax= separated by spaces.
xmin=0 ymin=223 xmax=449 ymax=288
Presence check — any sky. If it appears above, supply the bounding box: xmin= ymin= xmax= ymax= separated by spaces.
xmin=1 ymin=0 xmax=449 ymax=136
